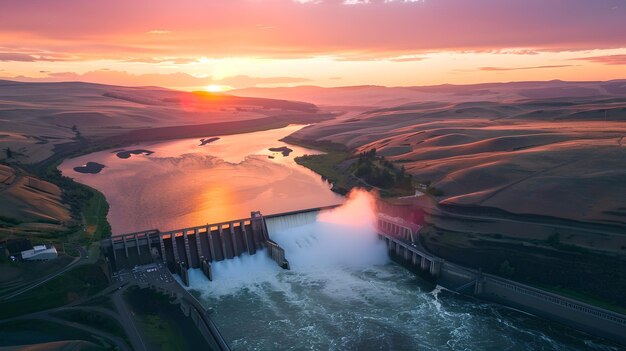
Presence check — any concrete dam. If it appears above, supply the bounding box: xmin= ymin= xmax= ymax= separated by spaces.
xmin=102 ymin=206 xmax=626 ymax=346
xmin=101 ymin=210 xmax=295 ymax=284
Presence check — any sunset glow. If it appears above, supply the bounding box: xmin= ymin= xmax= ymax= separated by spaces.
xmin=205 ymin=84 xmax=232 ymax=93
xmin=1 ymin=0 xmax=625 ymax=90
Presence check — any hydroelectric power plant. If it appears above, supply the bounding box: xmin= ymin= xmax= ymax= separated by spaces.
xmin=102 ymin=210 xmax=292 ymax=283
xmin=102 ymin=203 xmax=626 ymax=349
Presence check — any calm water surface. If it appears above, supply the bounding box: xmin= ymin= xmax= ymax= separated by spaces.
xmin=60 ymin=125 xmax=344 ymax=234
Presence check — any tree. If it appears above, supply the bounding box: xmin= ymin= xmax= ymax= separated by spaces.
xmin=355 ymin=162 xmax=372 ymax=177
xmin=5 ymin=147 xmax=12 ymax=159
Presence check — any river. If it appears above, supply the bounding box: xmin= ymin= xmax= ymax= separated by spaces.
xmin=59 ymin=125 xmax=344 ymax=234
xmin=60 ymin=125 xmax=619 ymax=350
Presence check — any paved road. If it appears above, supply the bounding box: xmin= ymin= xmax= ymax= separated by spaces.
xmin=2 ymin=280 xmax=145 ymax=351
xmin=40 ymin=314 xmax=131 ymax=351
xmin=2 ymin=307 xmax=131 ymax=351
xmin=0 ymin=245 xmax=86 ymax=301
xmin=111 ymin=287 xmax=148 ymax=351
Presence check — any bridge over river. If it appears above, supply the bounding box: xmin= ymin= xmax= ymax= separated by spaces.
xmin=102 ymin=206 xmax=626 ymax=347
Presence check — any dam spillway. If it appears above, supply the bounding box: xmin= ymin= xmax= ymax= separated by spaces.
xmin=101 ymin=210 xmax=293 ymax=280
xmin=101 ymin=206 xmax=340 ymax=281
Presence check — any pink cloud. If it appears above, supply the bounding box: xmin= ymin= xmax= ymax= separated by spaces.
xmin=480 ymin=65 xmax=574 ymax=72
xmin=573 ymin=54 xmax=626 ymax=65
xmin=0 ymin=0 xmax=624 ymax=59
xmin=0 ymin=52 xmax=72 ymax=62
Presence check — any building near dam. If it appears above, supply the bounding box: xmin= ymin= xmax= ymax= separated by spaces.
xmin=21 ymin=244 xmax=58 ymax=261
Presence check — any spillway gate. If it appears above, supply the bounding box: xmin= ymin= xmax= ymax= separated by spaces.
xmin=101 ymin=211 xmax=290 ymax=284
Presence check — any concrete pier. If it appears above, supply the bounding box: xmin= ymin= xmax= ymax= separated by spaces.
xmin=179 ymin=262 xmax=189 ymax=287
xmin=201 ymin=259 xmax=213 ymax=281
xmin=102 ymin=211 xmax=291 ymax=274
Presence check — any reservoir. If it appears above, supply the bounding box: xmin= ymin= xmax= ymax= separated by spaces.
xmin=59 ymin=125 xmax=344 ymax=234
xmin=60 ymin=126 xmax=619 ymax=350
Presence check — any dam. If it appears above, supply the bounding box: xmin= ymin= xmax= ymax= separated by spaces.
xmin=101 ymin=210 xmax=296 ymax=284
xmin=102 ymin=205 xmax=626 ymax=347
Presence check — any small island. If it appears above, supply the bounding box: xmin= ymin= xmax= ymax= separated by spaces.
xmin=269 ymin=146 xmax=293 ymax=157
xmin=115 ymin=149 xmax=154 ymax=159
xmin=73 ymin=162 xmax=105 ymax=174
xmin=199 ymin=137 xmax=220 ymax=146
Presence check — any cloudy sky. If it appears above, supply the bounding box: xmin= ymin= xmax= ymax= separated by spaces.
xmin=1 ymin=0 xmax=625 ymax=90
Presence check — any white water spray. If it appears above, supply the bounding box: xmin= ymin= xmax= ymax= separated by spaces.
xmin=187 ymin=189 xmax=388 ymax=297
xmin=271 ymin=189 xmax=388 ymax=271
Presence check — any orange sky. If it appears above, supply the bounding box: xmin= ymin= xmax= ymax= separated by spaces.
xmin=1 ymin=0 xmax=625 ymax=90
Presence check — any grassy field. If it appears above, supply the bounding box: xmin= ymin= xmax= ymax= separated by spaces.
xmin=0 ymin=263 xmax=108 ymax=319
xmin=124 ymin=287 xmax=210 ymax=351
xmin=65 ymin=185 xmax=111 ymax=247
xmin=53 ymin=309 xmax=129 ymax=345
xmin=36 ymin=159 xmax=111 ymax=245
xmin=535 ymin=284 xmax=626 ymax=315
xmin=421 ymin=222 xmax=626 ymax=313
xmin=0 ymin=159 xmax=111 ymax=247
xmin=295 ymin=151 xmax=353 ymax=194
xmin=79 ymin=294 xmax=115 ymax=310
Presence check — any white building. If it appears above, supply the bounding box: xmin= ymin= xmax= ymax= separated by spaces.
xmin=21 ymin=245 xmax=58 ymax=261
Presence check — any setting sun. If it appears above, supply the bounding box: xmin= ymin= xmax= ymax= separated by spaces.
xmin=205 ymin=84 xmax=232 ymax=93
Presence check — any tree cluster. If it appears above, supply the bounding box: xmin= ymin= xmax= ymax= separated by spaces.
xmin=353 ymin=148 xmax=413 ymax=189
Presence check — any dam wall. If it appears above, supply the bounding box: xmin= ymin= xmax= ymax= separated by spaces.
xmin=264 ymin=205 xmax=339 ymax=234
xmin=102 ymin=211 xmax=290 ymax=278
xmin=480 ymin=273 xmax=626 ymax=345
xmin=377 ymin=216 xmax=626 ymax=345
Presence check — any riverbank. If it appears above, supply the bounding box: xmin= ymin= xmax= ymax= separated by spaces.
xmin=289 ymin=140 xmax=626 ymax=343
xmin=383 ymin=234 xmax=626 ymax=346
xmin=7 ymin=115 xmax=341 ymax=241
xmin=291 ymin=145 xmax=432 ymax=197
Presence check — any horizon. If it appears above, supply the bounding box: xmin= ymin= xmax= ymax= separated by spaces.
xmin=4 ymin=77 xmax=626 ymax=92
xmin=2 ymin=0 xmax=626 ymax=91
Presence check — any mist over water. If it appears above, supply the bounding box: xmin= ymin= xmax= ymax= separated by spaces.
xmin=186 ymin=191 xmax=617 ymax=351
xmin=272 ymin=190 xmax=388 ymax=271
xmin=188 ymin=190 xmax=387 ymax=297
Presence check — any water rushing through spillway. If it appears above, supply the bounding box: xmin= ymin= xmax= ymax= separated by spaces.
xmin=186 ymin=191 xmax=618 ymax=350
